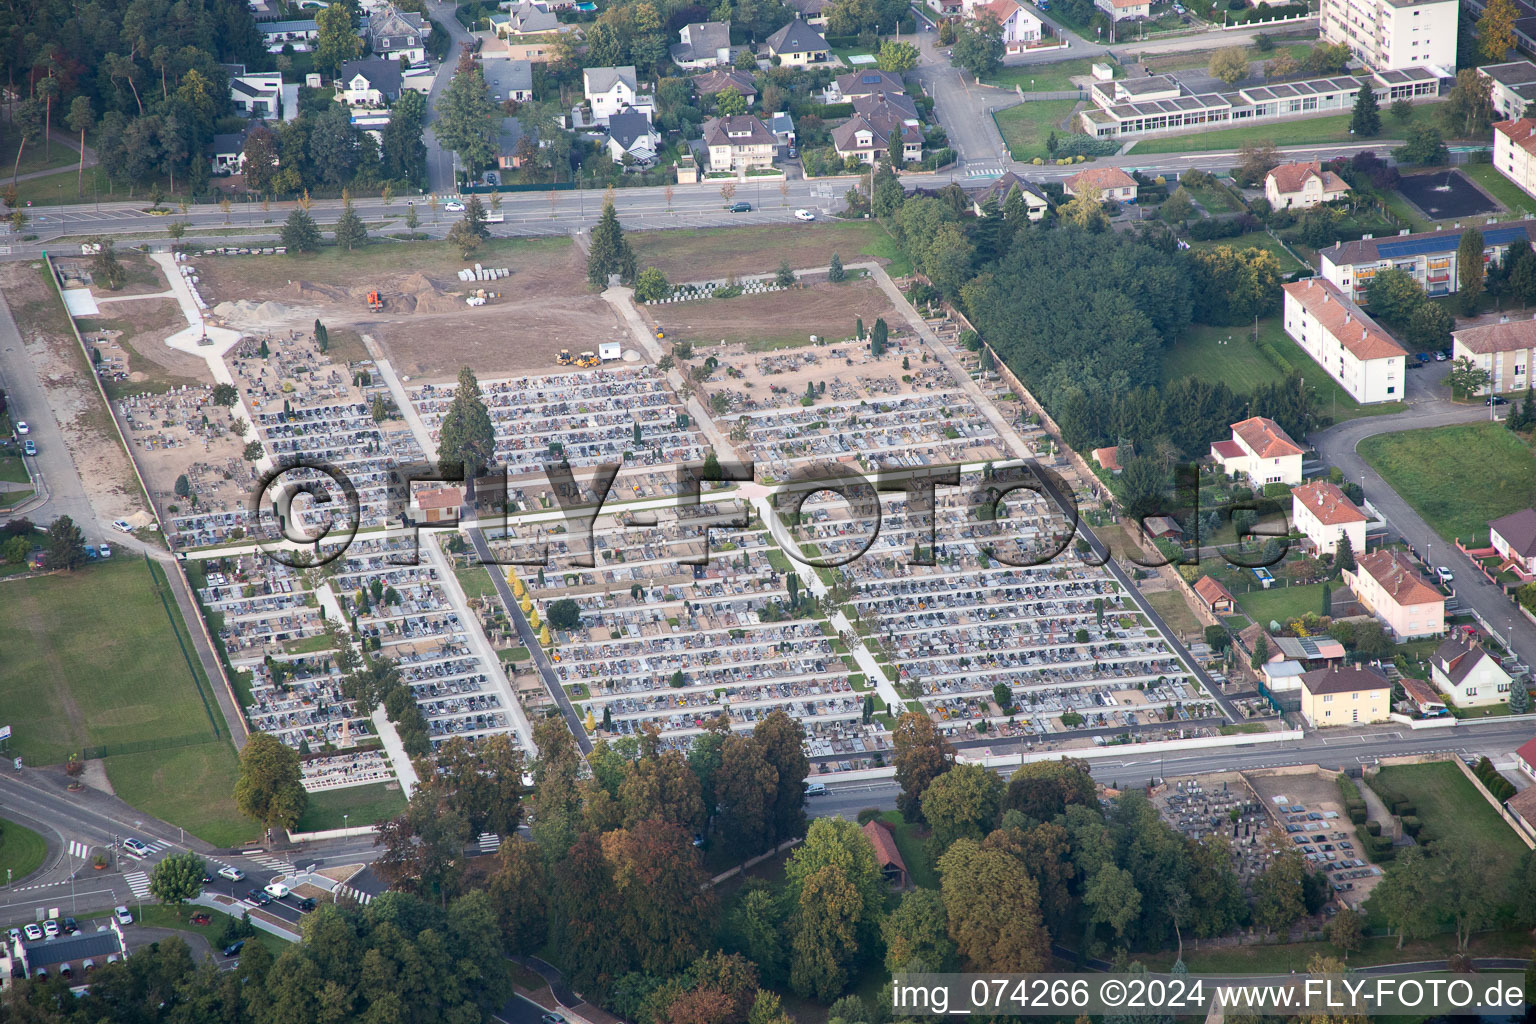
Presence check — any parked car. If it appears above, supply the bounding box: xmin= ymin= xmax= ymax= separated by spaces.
xmin=62 ymin=918 xmax=78 ymax=934
xmin=22 ymin=923 xmax=43 ymax=941
xmin=794 ymin=208 xmax=815 ymax=221
xmin=13 ymin=420 xmax=27 ymax=435
xmin=218 ymin=866 xmax=245 ymax=882
xmin=121 ymin=837 xmax=149 ymax=858
xmin=264 ymin=881 xmax=290 ymax=900
xmin=1439 ymin=348 xmax=1452 ymax=360
xmin=443 ymin=200 xmax=465 ymax=212
xmin=291 ymin=896 xmax=317 ymax=912
xmin=542 ymin=1014 xmax=566 ymax=1024
xmin=114 ymin=906 xmax=133 ymax=926
xmin=8 ymin=928 xmax=19 ymax=945
xmin=111 ymin=519 xmax=133 ymax=533
xmin=86 ymin=545 xmax=99 ymax=559
xmin=99 ymin=543 xmax=111 ymax=558
xmin=222 ymin=941 xmax=245 ymax=958
xmin=1435 ymin=566 xmax=1454 ymax=583
xmin=247 ymin=888 xmax=272 ymax=905
xmin=1487 ymin=395 xmax=1509 ymax=406
xmin=21 ymin=440 xmax=35 ymax=456
xmin=42 ymin=920 xmax=59 ymax=938
xmin=190 ymin=913 xmax=212 ymax=925
xmin=728 ymin=201 xmax=752 ymax=212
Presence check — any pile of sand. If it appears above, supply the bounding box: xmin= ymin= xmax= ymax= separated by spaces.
xmin=214 ymin=299 xmax=293 ymax=321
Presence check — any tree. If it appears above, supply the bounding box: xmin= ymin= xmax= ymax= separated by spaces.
xmin=870 ymin=317 xmax=888 ymax=356
xmin=878 ymin=39 xmax=920 ymax=72
xmin=892 ymin=712 xmax=954 ymax=821
xmin=1374 ymin=845 xmax=1440 ymax=948
xmin=1394 ymin=123 xmax=1447 ymax=165
xmin=1449 ymin=354 xmax=1493 ymax=398
xmin=428 ymin=734 xmax=526 ymax=835
xmin=1252 ymin=848 xmax=1306 ymax=935
xmin=938 ymin=837 xmax=1050 ymax=971
xmin=1084 ymin=863 xmax=1142 ymax=940
xmin=882 ymin=888 xmax=956 ymax=973
xmin=1327 ymin=907 xmax=1364 ymax=959
xmin=717 ymin=87 xmax=748 ymax=116
xmin=1404 ymin=301 xmax=1454 ymax=351
xmin=951 ymin=15 xmax=1004 ymax=79
xmin=281 ymin=208 xmax=322 ymax=253
xmin=1264 ymin=49 xmax=1300 ymax=79
xmin=67 ymin=95 xmax=94 ymax=196
xmin=447 ymin=216 xmax=484 ymax=259
xmin=90 ymin=238 xmax=127 ymax=290
xmin=1436 ymin=835 xmax=1499 ymax=950
xmin=919 ymin=762 xmax=1002 ymax=854
xmin=46 ymin=515 xmax=88 ymax=571
xmin=327 ymin=193 xmax=367 ymax=253
xmin=588 ymin=199 xmax=637 ymax=285
xmin=212 ymin=383 xmax=239 ymax=407
xmin=775 ymin=260 xmax=796 ymax=288
xmin=1160 ymin=187 xmax=1195 ymax=224
xmin=1458 ymin=225 xmax=1485 ymax=314
xmin=547 ymin=598 xmax=581 ymax=631
xmin=1004 ymin=758 xmax=1097 ymax=819
xmin=635 ymin=266 xmax=671 ymax=302
xmin=620 ymin=744 xmax=706 ymax=832
xmin=715 ymin=732 xmax=778 ymax=857
xmin=10 ymin=98 xmax=43 ymax=184
xmin=438 ymin=367 xmax=496 ymax=476
xmin=1478 ymin=0 xmax=1518 ymax=61
xmin=1350 ymin=83 xmax=1380 ymax=137
xmin=435 ymin=49 xmax=499 ymax=178
xmin=602 ymin=822 xmax=717 ymax=976
xmin=149 ymin=851 xmax=207 ymax=910
xmin=316 ymin=1 xmax=363 ymax=76
xmin=1060 ymin=184 xmax=1109 ymax=231
xmin=1250 ymin=632 xmax=1269 ymax=668
xmin=1210 ymin=46 xmax=1250 ymax=86
xmin=827 ymin=252 xmax=846 ymax=282
xmin=755 ymin=710 xmax=811 ymax=844
xmin=789 ymin=862 xmax=866 ymax=999
xmin=234 ymin=732 xmax=308 ymax=834
xmin=1444 ymin=69 xmax=1495 ymax=140
xmin=1364 ymin=267 xmax=1427 ymax=324
xmin=1235 ymin=141 xmax=1280 ymax=187
xmin=1391 ymin=98 xmax=1415 ymax=123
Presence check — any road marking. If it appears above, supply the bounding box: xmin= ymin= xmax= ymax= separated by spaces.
xmin=478 ymin=832 xmax=500 ymax=853
xmin=68 ymin=841 xmax=90 ymax=860
xmin=124 ymin=871 xmax=152 ymax=900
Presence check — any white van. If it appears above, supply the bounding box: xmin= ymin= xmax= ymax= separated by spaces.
xmin=263 ymin=881 xmax=290 ymax=899
xmin=804 ymin=781 xmax=827 ymax=797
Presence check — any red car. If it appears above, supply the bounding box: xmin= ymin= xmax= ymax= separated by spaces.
xmin=190 ymin=913 xmax=212 ymax=925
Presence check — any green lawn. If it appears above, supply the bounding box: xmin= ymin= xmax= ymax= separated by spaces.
xmin=0 ymin=558 xmax=221 ymax=766
xmin=630 ymin=220 xmax=911 ymax=278
xmin=1369 ymin=761 xmax=1528 ymax=868
xmin=105 ymin=741 xmax=255 ymax=849
xmin=983 ymin=58 xmax=1106 ymax=92
xmin=1186 ymin=180 xmax=1241 ymax=214
xmin=1143 ymin=588 xmax=1202 ymax=638
xmin=0 ymin=815 xmax=48 ymax=884
xmin=294 ymin=783 xmax=407 ymax=833
xmin=994 ymin=100 xmax=1083 ymax=161
xmin=1161 ymin=318 xmax=1407 ymax=424
xmin=1187 ymin=230 xmax=1306 ymax=273
xmin=134 ymin=904 xmax=293 ymax=956
xmin=1142 ymin=929 xmax=1531 ymax=973
xmin=0 ymin=454 xmax=29 ymax=484
xmin=1457 ymin=162 xmax=1536 ymax=216
xmin=1233 ymin=581 xmax=1331 ymax=628
xmin=1358 ymin=422 xmax=1536 ymax=546
xmin=1129 ymin=101 xmax=1446 ymax=155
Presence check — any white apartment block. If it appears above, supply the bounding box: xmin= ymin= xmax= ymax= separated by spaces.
xmin=1281 ymin=278 xmax=1407 ymax=404
xmin=1494 ymin=118 xmax=1536 ymax=203
xmin=1319 ymin=0 xmax=1457 ymax=72
xmin=1451 ymin=316 xmax=1536 ymax=396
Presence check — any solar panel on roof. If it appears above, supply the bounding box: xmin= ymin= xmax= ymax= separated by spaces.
xmin=1373 ymin=223 xmax=1533 ymax=260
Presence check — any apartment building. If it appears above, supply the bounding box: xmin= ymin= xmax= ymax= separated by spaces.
xmin=1451 ymin=316 xmax=1535 ymax=396
xmin=1281 ymin=278 xmax=1407 ymax=403
xmin=1345 ymin=548 xmax=1446 ymax=638
xmin=1494 ymin=118 xmax=1536 ymax=202
xmin=1482 ymin=61 xmax=1536 ymax=119
xmin=1320 ymin=220 xmax=1536 ymax=302
xmin=1319 ymin=0 xmax=1457 ymax=72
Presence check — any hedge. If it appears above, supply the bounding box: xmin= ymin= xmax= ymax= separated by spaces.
xmin=1401 ymin=814 xmax=1422 ymax=837
xmin=1365 ymin=820 xmax=1381 ymax=836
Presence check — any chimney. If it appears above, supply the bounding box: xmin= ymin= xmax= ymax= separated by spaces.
xmin=1345 ymin=312 xmax=1351 ymax=324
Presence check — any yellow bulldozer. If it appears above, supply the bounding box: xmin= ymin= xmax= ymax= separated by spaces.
xmin=556 ymin=349 xmax=572 ymax=365
xmin=575 ymin=351 xmax=599 ymax=368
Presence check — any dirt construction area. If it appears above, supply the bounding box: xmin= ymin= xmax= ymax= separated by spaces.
xmin=645 ymin=277 xmax=896 ymax=351
xmin=192 ymin=236 xmax=625 ymax=381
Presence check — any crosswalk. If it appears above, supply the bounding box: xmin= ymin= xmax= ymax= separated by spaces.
xmin=477 ymin=833 xmax=500 ymax=853
xmin=964 ymin=165 xmax=1008 ymax=178
xmin=67 ymin=841 xmax=91 ymax=861
xmin=125 ymin=871 xmax=152 ymax=900
xmin=248 ymin=854 xmax=296 ymax=875
xmin=335 ymin=885 xmax=373 ymax=905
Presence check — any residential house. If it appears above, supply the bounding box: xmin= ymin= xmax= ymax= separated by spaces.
xmin=1291 ymin=479 xmax=1368 ymax=558
xmin=1209 ymin=416 xmax=1305 ymax=487
xmin=497 ymin=116 xmax=528 ymax=169
xmin=365 ymin=3 xmax=427 ymax=63
xmin=1345 ymin=548 xmax=1446 ymax=639
xmin=1265 ymin=161 xmax=1350 ymax=209
xmin=832 ymin=95 xmax=923 ymax=164
xmin=1430 ymin=634 xmax=1513 ymax=707
xmin=584 ymin=66 xmax=647 ymax=124
xmin=973 ymin=0 xmax=1044 ymax=49
xmin=1494 ymin=119 xmax=1536 ymax=203
xmin=260 ymin=18 xmax=319 ymax=52
xmin=499 ymin=0 xmax=559 ymax=35
xmin=225 ymin=65 xmax=285 ymax=119
xmin=1482 ymin=60 xmax=1536 ymax=119
xmin=335 ymin=58 xmax=404 ymax=106
xmin=672 ymin=21 xmax=733 ymax=69
xmin=1281 ymin=278 xmax=1407 ymax=404
xmin=702 ymin=114 xmax=777 ymax=171
xmin=1144 ymin=516 xmax=1184 ymax=541
xmin=1064 ymin=166 xmax=1137 ymax=202
xmin=412 ymin=486 xmax=464 ymax=524
xmin=769 ymin=111 xmax=796 ymax=150
xmin=1508 ymin=787 xmax=1536 ymax=843
xmin=970 ymin=170 xmax=1050 ymax=220
xmin=1193 ymin=575 xmax=1235 ymax=615
xmin=1451 ymin=316 xmax=1535 ymax=397
xmin=208 ymin=125 xmax=256 ymax=173
xmin=1490 ymin=508 xmax=1536 ymax=575
xmin=1515 ymin=735 xmax=1536 ymax=780
xmin=1318 ymin=0 xmax=1457 ymax=72
xmin=829 ymin=69 xmax=905 ymax=102
xmin=765 ymin=20 xmax=829 ymax=66
xmin=1272 ymin=635 xmax=1348 ymax=666
xmin=692 ymin=68 xmax=758 ymax=105
xmin=1320 ymin=219 xmax=1536 ymax=302
xmin=604 ymin=108 xmax=661 ymax=165
xmin=1298 ymin=663 xmax=1392 ymax=727
xmin=1262 ymin=658 xmax=1308 ymax=710
xmin=1399 ymin=675 xmax=1449 ymax=716
xmin=1096 ymin=0 xmax=1151 ymax=20
xmin=927 ymin=0 xmax=965 ymax=15
xmin=785 ymin=0 xmax=832 ymax=24
xmin=1091 ymin=445 xmax=1121 ymax=473
xmin=862 ymin=819 xmax=910 ymax=889
xmin=483 ymin=58 xmax=535 ymax=104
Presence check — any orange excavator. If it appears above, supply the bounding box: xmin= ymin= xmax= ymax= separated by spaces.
xmin=367 ymin=290 xmax=383 ymax=312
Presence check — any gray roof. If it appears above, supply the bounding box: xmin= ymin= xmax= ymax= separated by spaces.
xmin=607 ymin=109 xmax=657 ymax=149
xmin=769 ymin=110 xmax=795 ymax=136
xmin=584 ymin=65 xmax=637 ymax=95
xmin=1483 ymin=60 xmax=1536 ymax=90
xmin=498 ymin=115 xmax=524 ymax=154
xmin=672 ymin=21 xmax=731 ymax=64
xmin=507 ymin=1 xmax=558 ymax=33
xmin=786 ymin=0 xmax=831 ymax=14
xmin=209 ymin=124 xmax=256 ymax=156
xmin=834 ymin=69 xmax=905 ymax=97
xmin=1300 ymin=663 xmax=1391 ymax=696
xmin=259 ymin=18 xmax=318 ymax=33
xmin=972 ymin=171 xmax=1047 ymax=208
xmin=766 ymin=19 xmax=827 ymax=54
xmin=484 ymin=58 xmax=534 ymax=99
xmin=1433 ymin=635 xmax=1500 ymax=687
xmin=853 ymin=90 xmax=917 ymax=121
xmin=367 ymin=4 xmax=425 ymax=46
xmin=703 ymin=114 xmax=775 ymax=148
xmin=22 ymin=931 xmax=123 ymax=969
xmin=1323 ymin=219 xmax=1536 ymax=267
xmin=691 ymin=68 xmax=757 ymax=96
xmin=1492 ymin=507 xmax=1536 ymax=557
xmin=340 ymin=58 xmax=403 ymax=95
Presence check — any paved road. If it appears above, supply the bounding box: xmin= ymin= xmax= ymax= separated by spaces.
xmin=422 ymin=0 xmax=477 ymax=193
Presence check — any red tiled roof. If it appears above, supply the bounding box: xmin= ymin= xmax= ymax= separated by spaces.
xmin=415 ymin=486 xmax=463 ymax=509
xmin=1067 ymin=166 xmax=1136 ymax=192
xmin=1399 ymin=675 xmax=1444 ymax=710
xmin=1210 ymin=439 xmax=1244 ymax=460
xmin=1266 ymin=160 xmax=1349 ymax=197
xmin=1496 ymin=118 xmax=1536 ymax=158
xmin=1283 ymin=278 xmax=1407 ymax=362
xmin=1193 ymin=575 xmax=1233 ymax=607
xmin=862 ymin=819 xmax=906 ymax=872
xmin=1293 ymin=480 xmax=1367 ymax=526
xmin=1452 ymin=316 xmax=1536 ymax=355
xmin=1232 ymin=416 xmax=1304 ymax=459
xmin=1516 ymin=735 xmax=1536 ymax=767
xmin=1354 ymin=549 xmax=1444 ymax=607
xmin=1093 ymin=446 xmax=1121 ymax=471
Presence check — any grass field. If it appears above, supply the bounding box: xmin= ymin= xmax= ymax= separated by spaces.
xmin=1369 ymin=761 xmax=1528 ymax=867
xmin=1129 ymin=101 xmax=1446 ymax=155
xmin=134 ymin=904 xmax=293 ymax=956
xmin=994 ymin=100 xmax=1082 ymax=161
xmin=1457 ymin=162 xmax=1536 ymax=216
xmin=294 ymin=783 xmax=407 ymax=833
xmin=1186 ymin=180 xmax=1242 ymax=214
xmin=0 ymin=454 xmax=29 ymax=483
xmin=1358 ymin=422 xmax=1536 ymax=546
xmin=1234 ymin=581 xmax=1330 ymax=628
xmin=1187 ymin=230 xmax=1307 ymax=273
xmin=1143 ymin=588 xmax=1202 ymax=638
xmin=630 ymin=221 xmax=911 ymax=278
xmin=0 ymin=815 xmax=48 ymax=884
xmin=105 ymin=741 xmax=254 ymax=848
xmin=1143 ymin=928 xmax=1531 ymax=973
xmin=983 ymin=58 xmax=1105 ymax=92
xmin=1161 ymin=318 xmax=1407 ymax=424
xmin=0 ymin=557 xmax=220 ymax=766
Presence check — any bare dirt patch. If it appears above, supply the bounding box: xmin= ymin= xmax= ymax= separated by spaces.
xmin=646 ymin=278 xmax=895 ymax=350
xmin=55 ymin=252 xmax=171 ymax=297
xmin=630 ymin=221 xmax=904 ymax=280
xmin=77 ymin=299 xmax=214 ymax=397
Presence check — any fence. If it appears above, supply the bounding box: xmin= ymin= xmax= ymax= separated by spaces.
xmin=82 ymin=733 xmax=221 ymax=761
xmin=143 ymin=552 xmax=222 ymax=740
